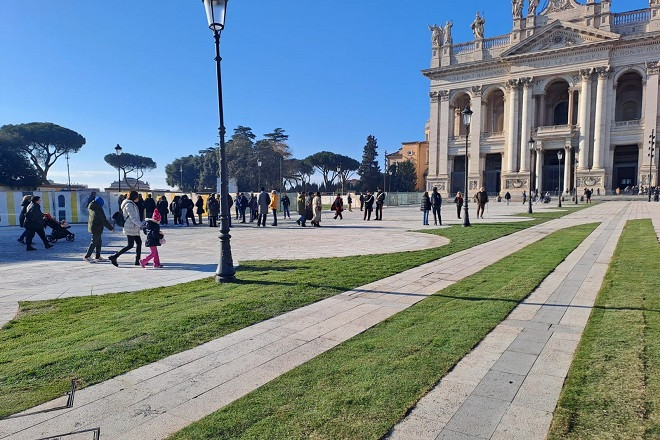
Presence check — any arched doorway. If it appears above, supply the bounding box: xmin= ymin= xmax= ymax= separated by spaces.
xmin=483 ymin=154 xmax=501 ymax=195
xmin=612 ymin=145 xmax=639 ymax=191
xmin=451 ymin=156 xmax=465 ymax=195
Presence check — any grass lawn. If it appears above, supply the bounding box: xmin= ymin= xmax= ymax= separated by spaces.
xmin=548 ymin=219 xmax=660 ymax=440
xmin=169 ymin=223 xmax=597 ymax=439
xmin=0 ymin=206 xmax=584 ymax=418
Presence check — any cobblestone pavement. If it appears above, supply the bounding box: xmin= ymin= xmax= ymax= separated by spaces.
xmin=0 ymin=202 xmax=544 ymax=327
xmin=1 ymin=202 xmax=643 ymax=440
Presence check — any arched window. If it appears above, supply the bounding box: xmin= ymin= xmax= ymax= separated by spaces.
xmin=544 ymin=80 xmax=570 ymax=126
xmin=58 ymin=195 xmax=66 ymax=207
xmin=553 ymin=102 xmax=569 ymax=125
xmin=615 ymin=72 xmax=643 ymax=122
xmin=621 ymin=101 xmax=640 ymax=121
xmin=485 ymin=90 xmax=505 ymax=133
xmin=452 ymin=94 xmax=471 ymax=137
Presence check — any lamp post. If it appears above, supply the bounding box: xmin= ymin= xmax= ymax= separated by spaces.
xmin=202 ymin=0 xmax=235 ymax=282
xmin=557 ymin=149 xmax=563 ymax=208
xmin=257 ymin=160 xmax=262 ymax=189
xmin=65 ymin=152 xmax=72 ymax=191
xmin=462 ymin=106 xmax=473 ymax=227
xmin=114 ymin=144 xmax=122 ymax=193
xmin=574 ymin=146 xmax=580 ymax=204
xmin=528 ymin=138 xmax=536 ymax=214
xmin=383 ymin=151 xmax=387 ymax=191
xmin=649 ymin=129 xmax=656 ymax=202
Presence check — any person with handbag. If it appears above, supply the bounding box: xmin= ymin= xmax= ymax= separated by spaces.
xmin=109 ymin=190 xmax=143 ymax=267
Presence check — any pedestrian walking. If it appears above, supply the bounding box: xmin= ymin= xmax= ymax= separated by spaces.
xmin=363 ymin=191 xmax=374 ymax=220
xmin=421 ymin=191 xmax=431 ymax=225
xmin=269 ymin=190 xmax=279 ymax=226
xmin=431 ymin=187 xmax=442 ymax=225
xmin=140 ymin=209 xmax=165 ymax=268
xmin=257 ymin=187 xmax=271 ymax=227
xmin=144 ymin=194 xmax=156 ymax=220
xmin=347 ymin=194 xmax=353 ymax=211
xmin=157 ymin=196 xmax=169 ymax=225
xmin=195 ymin=195 xmax=205 ymax=224
xmin=374 ymin=187 xmax=385 ymax=220
xmin=332 ymin=194 xmax=344 ymax=219
xmin=185 ymin=195 xmax=197 ymax=226
xmin=24 ymin=196 xmax=53 ymax=251
xmin=281 ymin=193 xmax=291 ymax=219
xmin=454 ymin=191 xmax=463 ymax=219
xmin=312 ymin=191 xmax=322 ymax=227
xmin=305 ymin=193 xmax=314 ymax=224
xmin=83 ymin=196 xmax=114 ymax=262
xmin=522 ymin=190 xmax=527 ymax=204
xmin=83 ymin=191 xmax=97 ymax=210
xmin=504 ymin=191 xmax=511 ymax=206
xmin=476 ymin=187 xmax=488 ymax=219
xmin=296 ymin=192 xmax=307 ymax=227
xmin=17 ymin=195 xmax=32 ymax=244
xmin=109 ymin=190 xmax=143 ymax=267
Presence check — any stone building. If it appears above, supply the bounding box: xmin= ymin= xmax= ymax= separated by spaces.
xmin=425 ymin=0 xmax=660 ymax=196
xmin=387 ymin=122 xmax=431 ymax=191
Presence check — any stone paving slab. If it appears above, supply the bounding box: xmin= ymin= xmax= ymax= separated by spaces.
xmin=388 ymin=201 xmax=660 ymax=440
xmin=0 ymin=203 xmax=619 ymax=440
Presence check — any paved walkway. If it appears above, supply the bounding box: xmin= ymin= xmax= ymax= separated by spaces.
xmin=0 ymin=202 xmax=629 ymax=440
xmin=388 ymin=201 xmax=660 ymax=440
xmin=0 ymin=202 xmax=548 ymax=328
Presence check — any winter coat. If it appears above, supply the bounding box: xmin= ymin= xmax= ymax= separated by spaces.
xmin=19 ymin=198 xmax=31 ymax=228
xmin=331 ymin=197 xmax=343 ymax=212
xmin=249 ymin=196 xmax=258 ymax=212
xmin=258 ymin=191 xmax=271 ymax=214
xmin=239 ymin=195 xmax=248 ymax=210
xmin=297 ymin=195 xmax=306 ymax=215
xmin=364 ymin=195 xmax=375 ymax=209
xmin=281 ymin=195 xmax=290 ymax=207
xmin=420 ymin=195 xmax=431 ymax=211
xmin=476 ymin=191 xmax=489 ymax=205
xmin=195 ymin=198 xmax=205 ymax=215
xmin=207 ymin=197 xmax=219 ymax=216
xmin=312 ymin=195 xmax=322 ymax=223
xmin=24 ymin=202 xmax=45 ymax=231
xmin=269 ymin=193 xmax=279 ymax=211
xmin=144 ymin=197 xmax=156 ymax=216
xmin=376 ymin=191 xmax=385 ymax=205
xmin=504 ymin=192 xmax=511 ymax=200
xmin=170 ymin=200 xmax=181 ymax=216
xmin=454 ymin=196 xmax=463 ymax=206
xmin=157 ymin=199 xmax=169 ymax=215
xmin=88 ymin=201 xmax=113 ymax=235
xmin=143 ymin=220 xmax=163 ymax=247
xmin=431 ymin=191 xmax=442 ymax=207
xmin=121 ymin=199 xmax=143 ymax=236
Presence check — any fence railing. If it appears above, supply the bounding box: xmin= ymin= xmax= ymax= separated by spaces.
xmin=453 ymin=42 xmax=476 ymax=54
xmin=612 ymin=8 xmax=650 ymax=26
xmin=483 ymin=34 xmax=511 ymax=49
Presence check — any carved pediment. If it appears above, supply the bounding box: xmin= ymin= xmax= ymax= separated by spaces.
xmin=541 ymin=0 xmax=581 ymax=15
xmin=501 ymin=21 xmax=620 ymax=59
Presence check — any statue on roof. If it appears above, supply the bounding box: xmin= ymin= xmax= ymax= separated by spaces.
xmin=443 ymin=21 xmax=453 ymax=46
xmin=512 ymin=0 xmax=524 ymax=19
xmin=528 ymin=0 xmax=539 ymax=15
xmin=471 ymin=11 xmax=485 ymax=39
xmin=428 ymin=24 xmax=442 ymax=47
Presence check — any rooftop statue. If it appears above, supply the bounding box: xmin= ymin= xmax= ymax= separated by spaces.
xmin=444 ymin=21 xmax=453 ymax=46
xmin=513 ymin=0 xmax=524 ymax=19
xmin=528 ymin=0 xmax=539 ymax=15
xmin=428 ymin=24 xmax=442 ymax=47
xmin=471 ymin=11 xmax=485 ymax=39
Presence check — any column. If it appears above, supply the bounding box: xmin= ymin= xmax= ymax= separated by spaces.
xmin=470 ymin=86 xmax=482 ymax=176
xmin=535 ymin=147 xmax=544 ymax=191
xmin=519 ymin=78 xmax=533 ymax=172
xmin=428 ymin=91 xmax=440 ymax=179
xmin=438 ymin=91 xmax=451 ymax=180
xmin=563 ymin=144 xmax=572 ymax=196
xmin=505 ymin=79 xmax=520 ymax=173
xmin=593 ymin=67 xmax=611 ymax=170
xmin=567 ymin=88 xmax=575 ymax=125
xmin=643 ymin=62 xmax=659 ymax=178
xmin=578 ymin=68 xmax=592 ymax=170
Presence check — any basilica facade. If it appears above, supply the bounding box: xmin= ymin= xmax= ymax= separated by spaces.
xmin=425 ymin=0 xmax=660 ymax=197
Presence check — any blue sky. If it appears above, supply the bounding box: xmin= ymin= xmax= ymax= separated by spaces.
xmin=0 ymin=0 xmax=648 ymax=190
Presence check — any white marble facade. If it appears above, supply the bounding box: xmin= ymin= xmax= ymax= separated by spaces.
xmin=425 ymin=0 xmax=660 ymax=196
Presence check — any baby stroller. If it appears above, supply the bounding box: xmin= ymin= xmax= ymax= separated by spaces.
xmin=44 ymin=213 xmax=75 ymax=243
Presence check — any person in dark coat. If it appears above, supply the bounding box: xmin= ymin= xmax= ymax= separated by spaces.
xmin=347 ymin=194 xmax=353 ymax=212
xmin=296 ymin=192 xmax=307 ymax=227
xmin=140 ymin=209 xmax=164 ymax=268
xmin=257 ymin=188 xmax=271 ymax=227
xmin=249 ymin=193 xmax=258 ymax=222
xmin=359 ymin=194 xmax=365 ymax=211
xmin=454 ymin=192 xmax=463 ymax=219
xmin=363 ymin=191 xmax=374 ymax=220
xmin=24 ymin=196 xmax=52 ymax=251
xmin=239 ymin=193 xmax=248 ymax=223
xmin=374 ymin=187 xmax=385 ymax=220
xmin=281 ymin=194 xmax=291 ymax=219
xmin=331 ymin=194 xmax=344 ymax=220
xmin=421 ymin=191 xmax=431 ymax=225
xmin=195 ymin=195 xmax=205 ymax=224
xmin=144 ymin=194 xmax=156 ymax=219
xmin=83 ymin=191 xmax=97 ymax=210
xmin=504 ymin=191 xmax=511 ymax=206
xmin=157 ymin=196 xmax=169 ymax=225
xmin=206 ymin=193 xmax=219 ymax=227
xmin=136 ymin=194 xmax=145 ymax=221
xmin=431 ymin=187 xmax=442 ymax=226
xmin=17 ymin=195 xmax=32 ymax=244
xmin=83 ymin=197 xmax=114 ymax=262
xmin=170 ymin=196 xmax=182 ymax=226
xmin=475 ymin=187 xmax=488 ymax=219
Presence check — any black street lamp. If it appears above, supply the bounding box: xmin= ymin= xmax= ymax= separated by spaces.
xmin=528 ymin=138 xmax=536 ymax=214
xmin=65 ymin=152 xmax=72 ymax=191
xmin=257 ymin=160 xmax=262 ymax=189
xmin=649 ymin=129 xmax=655 ymax=202
xmin=462 ymin=106 xmax=473 ymax=227
xmin=557 ymin=149 xmax=563 ymax=208
xmin=574 ymin=146 xmax=580 ymax=204
xmin=202 ymin=0 xmax=235 ymax=282
xmin=114 ymin=144 xmax=122 ymax=193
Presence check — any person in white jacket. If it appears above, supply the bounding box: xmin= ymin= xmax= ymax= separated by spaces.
xmin=109 ymin=190 xmax=143 ymax=267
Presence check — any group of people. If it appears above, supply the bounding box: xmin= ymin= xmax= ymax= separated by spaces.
xmin=357 ymin=188 xmax=386 ymax=221
xmin=17 ymin=195 xmax=54 ymax=251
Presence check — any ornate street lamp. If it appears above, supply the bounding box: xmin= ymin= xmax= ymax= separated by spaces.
xmin=574 ymin=146 xmax=580 ymax=204
xmin=557 ymin=149 xmax=563 ymax=208
xmin=65 ymin=152 xmax=72 ymax=191
xmin=528 ymin=138 xmax=536 ymax=214
xmin=462 ymin=106 xmax=473 ymax=227
xmin=649 ymin=129 xmax=656 ymax=202
xmin=114 ymin=144 xmax=122 ymax=193
xmin=202 ymin=0 xmax=235 ymax=282
xmin=257 ymin=160 xmax=262 ymax=189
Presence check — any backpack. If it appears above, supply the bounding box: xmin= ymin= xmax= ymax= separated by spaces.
xmin=112 ymin=211 xmax=126 ymax=227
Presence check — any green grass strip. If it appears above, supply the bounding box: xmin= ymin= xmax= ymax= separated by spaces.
xmin=0 ymin=206 xmax=584 ymax=418
xmin=548 ymin=219 xmax=660 ymax=440
xmin=169 ymin=223 xmax=597 ymax=440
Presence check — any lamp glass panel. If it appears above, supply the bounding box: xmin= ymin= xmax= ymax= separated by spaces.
xmin=204 ymin=0 xmax=227 ymax=31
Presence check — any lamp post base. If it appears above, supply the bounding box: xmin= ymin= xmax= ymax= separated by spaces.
xmin=462 ymin=204 xmax=471 ymax=227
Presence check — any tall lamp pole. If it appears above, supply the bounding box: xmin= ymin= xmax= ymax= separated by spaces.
xmin=574 ymin=146 xmax=580 ymax=204
xmin=462 ymin=106 xmax=473 ymax=227
xmin=557 ymin=149 xmax=563 ymax=208
xmin=202 ymin=0 xmax=235 ymax=282
xmin=115 ymin=144 xmax=122 ymax=194
xmin=383 ymin=151 xmax=387 ymax=192
xmin=649 ymin=129 xmax=656 ymax=202
xmin=257 ymin=160 xmax=262 ymax=189
xmin=337 ymin=165 xmax=342 ymax=194
xmin=65 ymin=152 xmax=72 ymax=191
xmin=528 ymin=138 xmax=536 ymax=214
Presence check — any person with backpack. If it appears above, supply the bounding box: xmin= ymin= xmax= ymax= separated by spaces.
xmin=109 ymin=190 xmax=143 ymax=267
xmin=431 ymin=187 xmax=442 ymax=226
xmin=504 ymin=191 xmax=511 ymax=206
xmin=83 ymin=196 xmax=114 ymax=262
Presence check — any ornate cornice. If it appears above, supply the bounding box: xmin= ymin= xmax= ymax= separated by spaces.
xmin=471 ymin=85 xmax=483 ymax=97
xmin=594 ymin=66 xmax=612 ymax=79
xmin=579 ymin=68 xmax=594 ymax=80
xmin=430 ymin=91 xmax=440 ymax=103
xmin=439 ymin=90 xmax=450 ymax=101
